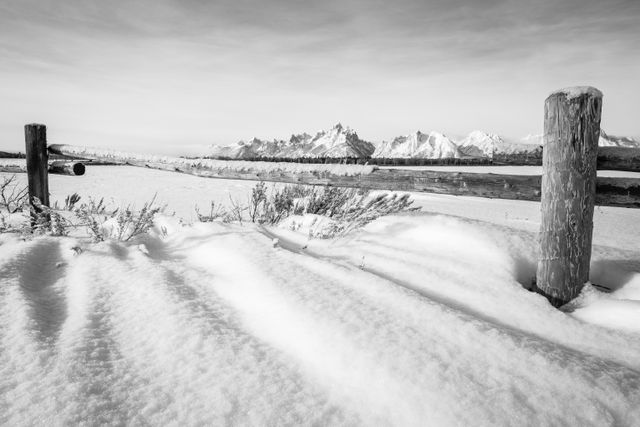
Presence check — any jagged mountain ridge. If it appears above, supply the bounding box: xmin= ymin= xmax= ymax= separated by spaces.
xmin=208 ymin=123 xmax=375 ymax=159
xmin=516 ymin=131 xmax=640 ymax=149
xmin=598 ymin=130 xmax=640 ymax=148
xmin=456 ymin=131 xmax=546 ymax=159
xmin=372 ymin=131 xmax=462 ymax=159
xmin=207 ymin=125 xmax=639 ymax=159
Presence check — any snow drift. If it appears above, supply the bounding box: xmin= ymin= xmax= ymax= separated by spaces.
xmin=2 ymin=166 xmax=640 ymax=426
xmin=1 ymin=211 xmax=639 ymax=426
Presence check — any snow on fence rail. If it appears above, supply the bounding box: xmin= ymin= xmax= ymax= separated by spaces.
xmin=47 ymin=144 xmax=375 ymax=177
xmin=0 ymin=161 xmax=85 ymax=175
xmin=13 ymin=86 xmax=640 ymax=307
xmin=43 ymin=143 xmax=640 ymax=209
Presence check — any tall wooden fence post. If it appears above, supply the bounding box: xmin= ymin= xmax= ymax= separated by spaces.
xmin=25 ymin=123 xmax=50 ymax=224
xmin=536 ymin=87 xmax=602 ymax=307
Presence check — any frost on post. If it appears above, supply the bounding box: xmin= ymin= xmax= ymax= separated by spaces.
xmin=536 ymin=86 xmax=602 ymax=307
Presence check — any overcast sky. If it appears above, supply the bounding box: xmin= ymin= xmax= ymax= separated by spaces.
xmin=1 ymin=0 xmax=638 ymax=154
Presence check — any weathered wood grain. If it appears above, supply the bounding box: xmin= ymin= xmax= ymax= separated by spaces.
xmin=48 ymin=161 xmax=86 ymax=176
xmin=1 ymin=162 xmax=86 ymax=175
xmin=536 ymin=87 xmax=602 ymax=306
xmin=25 ymin=124 xmax=49 ymax=223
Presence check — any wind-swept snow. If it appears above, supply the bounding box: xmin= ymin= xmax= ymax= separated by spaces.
xmin=1 ymin=166 xmax=640 ymax=426
xmin=2 ymin=212 xmax=639 ymax=426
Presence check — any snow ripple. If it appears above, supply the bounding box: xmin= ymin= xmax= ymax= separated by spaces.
xmin=1 ymin=217 xmax=639 ymax=426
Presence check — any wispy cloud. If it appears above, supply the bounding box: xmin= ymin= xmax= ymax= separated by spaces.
xmin=1 ymin=0 xmax=638 ymax=153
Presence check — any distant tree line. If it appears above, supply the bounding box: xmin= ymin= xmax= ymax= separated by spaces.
xmin=0 ymin=151 xmax=25 ymax=159
xmin=196 ymin=153 xmax=543 ymax=166
xmin=492 ymin=152 xmax=543 ymax=166
xmin=366 ymin=157 xmax=493 ymax=166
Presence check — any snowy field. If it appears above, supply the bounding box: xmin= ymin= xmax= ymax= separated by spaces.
xmin=1 ymin=165 xmax=640 ymax=426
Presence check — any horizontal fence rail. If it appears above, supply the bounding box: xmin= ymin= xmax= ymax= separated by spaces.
xmin=45 ymin=144 xmax=640 ymax=208
xmin=0 ymin=161 xmax=85 ymax=175
xmin=9 ymin=94 xmax=640 ymax=308
xmin=186 ymin=146 xmax=640 ymax=172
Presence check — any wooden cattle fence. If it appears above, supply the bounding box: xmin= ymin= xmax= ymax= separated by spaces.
xmin=6 ymin=86 xmax=640 ymax=306
xmin=43 ymin=143 xmax=640 ymax=209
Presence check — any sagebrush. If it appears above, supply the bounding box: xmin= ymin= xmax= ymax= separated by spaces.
xmin=0 ymin=175 xmax=27 ymax=214
xmin=1 ymin=190 xmax=162 ymax=242
xmin=74 ymin=194 xmax=162 ymax=242
xmin=198 ymin=182 xmax=420 ymax=237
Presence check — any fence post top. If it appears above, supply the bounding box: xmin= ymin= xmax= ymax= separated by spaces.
xmin=25 ymin=123 xmax=46 ymax=128
xmin=547 ymin=86 xmax=603 ymax=101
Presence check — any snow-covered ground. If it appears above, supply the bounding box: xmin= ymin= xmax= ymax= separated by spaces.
xmin=1 ymin=165 xmax=640 ymax=426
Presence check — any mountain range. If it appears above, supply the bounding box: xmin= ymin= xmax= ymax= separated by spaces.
xmin=208 ymin=123 xmax=375 ymax=159
xmin=207 ymin=124 xmax=640 ymax=160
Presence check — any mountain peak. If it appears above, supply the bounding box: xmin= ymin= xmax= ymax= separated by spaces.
xmin=428 ymin=130 xmax=449 ymax=139
xmin=467 ymin=130 xmax=497 ymax=139
xmin=208 ymin=126 xmax=638 ymax=160
xmin=599 ymin=129 xmax=640 ymax=147
xmin=209 ymin=123 xmax=374 ymax=159
xmin=373 ymin=130 xmax=460 ymax=159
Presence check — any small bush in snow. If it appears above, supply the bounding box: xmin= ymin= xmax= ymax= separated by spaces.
xmin=226 ymin=195 xmax=247 ymax=224
xmin=53 ymin=193 xmax=82 ymax=211
xmin=311 ymin=192 xmax=419 ymax=237
xmin=73 ymin=196 xmax=120 ymax=242
xmin=198 ymin=182 xmax=420 ymax=238
xmin=0 ymin=189 xmax=164 ymax=242
xmin=75 ymin=195 xmax=162 ymax=242
xmin=30 ymin=197 xmax=72 ymax=236
xmin=0 ymin=175 xmax=27 ymax=214
xmin=195 ymin=201 xmax=227 ymax=222
xmin=248 ymin=181 xmax=268 ymax=223
xmin=74 ymin=209 xmax=104 ymax=241
xmin=258 ymin=183 xmax=419 ymax=236
xmin=196 ymin=196 xmax=247 ymax=224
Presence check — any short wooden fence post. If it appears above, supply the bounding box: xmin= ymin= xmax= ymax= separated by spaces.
xmin=25 ymin=123 xmax=50 ymax=224
xmin=536 ymin=87 xmax=603 ymax=306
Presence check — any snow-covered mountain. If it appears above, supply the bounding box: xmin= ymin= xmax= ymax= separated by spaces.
xmin=375 ymin=130 xmax=540 ymax=160
xmin=457 ymin=131 xmax=507 ymax=158
xmin=207 ymin=125 xmax=638 ymax=160
xmin=373 ymin=131 xmax=461 ymax=159
xmin=207 ymin=124 xmax=375 ymax=159
xmin=515 ymin=131 xmax=640 ymax=149
xmin=457 ymin=131 xmax=545 ymax=159
xmin=598 ymin=130 xmax=640 ymax=148
xmin=519 ymin=134 xmax=543 ymax=145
